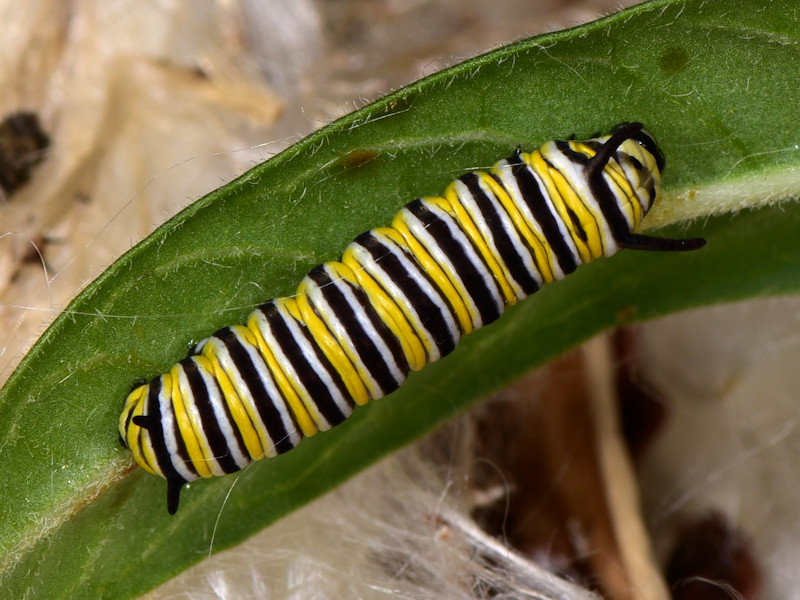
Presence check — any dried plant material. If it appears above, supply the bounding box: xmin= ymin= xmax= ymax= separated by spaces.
xmin=583 ymin=335 xmax=670 ymax=600
xmin=666 ymin=512 xmax=761 ymax=600
xmin=636 ymin=298 xmax=800 ymax=598
xmin=0 ymin=111 xmax=50 ymax=198
xmin=473 ymin=335 xmax=668 ymax=600
xmin=473 ymin=350 xmax=615 ymax=584
xmin=149 ymin=442 xmax=601 ymax=600
xmin=0 ymin=1 xmax=282 ymax=380
xmin=614 ymin=329 xmax=668 ymax=463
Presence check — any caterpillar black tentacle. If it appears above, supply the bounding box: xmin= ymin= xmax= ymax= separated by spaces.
xmin=617 ymin=232 xmax=706 ymax=252
xmin=119 ymin=123 xmax=705 ymax=513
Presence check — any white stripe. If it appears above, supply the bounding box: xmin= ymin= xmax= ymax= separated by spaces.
xmin=543 ymin=143 xmax=617 ymax=255
xmin=373 ymin=233 xmax=461 ymax=357
xmin=303 ymin=277 xmax=381 ymax=398
xmin=495 ymin=159 xmax=564 ymax=282
xmin=475 ymin=174 xmax=543 ymax=292
xmin=157 ymin=378 xmax=198 ymax=482
xmin=348 ymin=237 xmax=455 ymax=363
xmin=327 ymin=271 xmax=407 ymax=387
xmin=618 ymin=147 xmax=654 ymax=224
xmin=622 ymin=138 xmax=659 ymax=215
xmin=250 ymin=307 xmax=336 ymax=431
xmin=275 ymin=303 xmax=355 ymax=420
xmin=307 ymin=266 xmax=406 ymax=396
xmin=193 ymin=358 xmax=250 ymax=472
xmin=238 ymin=337 xmax=302 ymax=451
xmin=400 ymin=208 xmax=485 ymax=329
xmin=454 ymin=177 xmax=534 ymax=300
xmin=421 ymin=202 xmax=506 ymax=318
xmin=197 ymin=335 xmax=301 ymax=457
xmin=508 ymin=158 xmax=583 ymax=277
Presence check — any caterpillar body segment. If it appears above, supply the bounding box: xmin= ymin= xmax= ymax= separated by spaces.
xmin=119 ymin=123 xmax=705 ymax=513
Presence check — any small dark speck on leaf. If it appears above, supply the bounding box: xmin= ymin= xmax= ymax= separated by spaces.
xmin=658 ymin=46 xmax=690 ymax=76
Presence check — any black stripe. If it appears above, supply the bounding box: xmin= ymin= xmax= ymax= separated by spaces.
xmin=308 ymin=265 xmax=409 ymax=394
xmin=556 ymin=139 xmax=638 ymax=243
xmin=507 ymin=151 xmax=579 ymax=275
xmin=460 ymin=173 xmax=540 ymax=296
xmin=182 ymin=358 xmax=245 ymax=474
xmin=216 ymin=328 xmax=298 ymax=454
xmin=489 ymin=170 xmax=551 ymax=286
xmin=551 ymin=142 xmax=595 ymax=244
xmin=555 ymin=139 xmax=595 ymax=167
xmin=580 ymin=146 xmax=638 ymax=242
xmin=588 ymin=173 xmax=633 ymax=242
xmin=141 ymin=379 xmax=193 ymax=513
xmin=257 ymin=302 xmax=352 ymax=427
xmin=405 ymin=200 xmax=504 ymax=326
xmin=627 ymin=126 xmax=664 ymax=171
xmin=354 ymin=231 xmax=458 ymax=357
xmin=122 ymin=399 xmax=136 ymax=442
xmin=145 ymin=377 xmax=195 ymax=482
xmin=341 ymin=257 xmax=427 ymax=367
xmin=344 ymin=275 xmax=411 ymax=383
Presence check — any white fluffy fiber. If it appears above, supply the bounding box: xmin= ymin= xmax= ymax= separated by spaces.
xmin=149 ymin=431 xmax=600 ymax=600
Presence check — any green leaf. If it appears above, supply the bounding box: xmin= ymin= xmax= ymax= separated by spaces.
xmin=2 ymin=0 xmax=800 ymax=597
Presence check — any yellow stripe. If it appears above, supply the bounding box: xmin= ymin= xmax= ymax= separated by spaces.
xmin=569 ymin=139 xmax=647 ymax=241
xmin=386 ymin=218 xmax=474 ymax=334
xmin=341 ymin=240 xmax=428 ymax=371
xmin=498 ymin=156 xmax=563 ymax=282
xmin=246 ymin=310 xmax=318 ymax=437
xmin=294 ymin=282 xmax=371 ymax=406
xmin=119 ymin=385 xmax=142 ymax=440
xmin=140 ymin=383 xmax=166 ymax=476
xmin=274 ymin=297 xmax=347 ymax=427
xmin=138 ymin=424 xmax=161 ymax=477
xmin=567 ymin=140 xmax=595 ymax=159
xmin=480 ymin=170 xmax=554 ymax=284
xmin=528 ymin=152 xmax=593 ymax=263
xmin=121 ymin=385 xmax=159 ymax=476
xmin=367 ymin=229 xmax=441 ymax=361
xmin=306 ymin=263 xmax=383 ymax=399
xmin=434 ymin=187 xmax=517 ymax=304
xmin=450 ymin=179 xmax=525 ymax=302
xmin=606 ymin=163 xmax=636 ymax=220
xmin=554 ymin=168 xmax=604 ymax=260
xmin=201 ymin=337 xmax=265 ymax=460
xmin=227 ymin=325 xmax=280 ymax=456
xmin=171 ymin=363 xmax=215 ymax=478
xmin=547 ymin=167 xmax=597 ymax=261
xmin=605 ymin=150 xmax=644 ymax=226
xmin=563 ymin=142 xmax=611 ymax=258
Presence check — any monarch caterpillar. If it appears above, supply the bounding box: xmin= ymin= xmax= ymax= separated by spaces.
xmin=119 ymin=123 xmax=705 ymax=514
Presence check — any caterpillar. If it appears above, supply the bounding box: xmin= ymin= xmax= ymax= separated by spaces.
xmin=119 ymin=122 xmax=705 ymax=514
